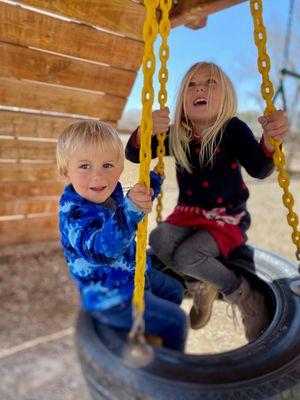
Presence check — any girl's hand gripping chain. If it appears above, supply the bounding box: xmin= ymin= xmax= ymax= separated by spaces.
xmin=258 ymin=110 xmax=289 ymax=153
xmin=152 ymin=107 xmax=170 ymax=135
xmin=135 ymin=108 xmax=170 ymax=146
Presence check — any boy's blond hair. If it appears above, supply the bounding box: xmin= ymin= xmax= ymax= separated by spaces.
xmin=170 ymin=62 xmax=237 ymax=172
xmin=56 ymin=120 xmax=124 ymax=175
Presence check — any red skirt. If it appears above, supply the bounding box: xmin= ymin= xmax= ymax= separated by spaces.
xmin=165 ymin=205 xmax=245 ymax=258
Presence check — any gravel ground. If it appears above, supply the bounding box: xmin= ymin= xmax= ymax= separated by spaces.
xmin=1 ymin=158 xmax=299 ymax=399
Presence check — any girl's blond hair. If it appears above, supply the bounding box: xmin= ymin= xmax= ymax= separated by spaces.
xmin=56 ymin=120 xmax=124 ymax=175
xmin=170 ymin=62 xmax=237 ymax=172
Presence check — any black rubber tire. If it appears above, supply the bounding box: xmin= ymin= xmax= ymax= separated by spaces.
xmin=75 ymin=246 xmax=300 ymax=400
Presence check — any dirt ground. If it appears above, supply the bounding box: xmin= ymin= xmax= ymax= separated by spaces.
xmin=1 ymin=158 xmax=299 ymax=399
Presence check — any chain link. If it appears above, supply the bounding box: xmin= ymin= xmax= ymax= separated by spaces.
xmin=154 ymin=0 xmax=172 ymax=223
xmin=132 ymin=0 xmax=159 ymax=317
xmin=250 ymin=0 xmax=300 ymax=260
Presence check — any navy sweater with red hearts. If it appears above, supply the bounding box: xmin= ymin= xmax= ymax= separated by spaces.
xmin=125 ymin=117 xmax=275 ymax=249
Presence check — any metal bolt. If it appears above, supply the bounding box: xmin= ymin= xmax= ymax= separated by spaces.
xmin=290 ymin=280 xmax=300 ymax=296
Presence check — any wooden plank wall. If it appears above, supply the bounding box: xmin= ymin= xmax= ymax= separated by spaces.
xmin=0 ymin=0 xmax=145 ymax=246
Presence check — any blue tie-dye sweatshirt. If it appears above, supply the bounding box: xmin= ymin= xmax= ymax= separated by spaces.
xmin=59 ymin=171 xmax=162 ymax=312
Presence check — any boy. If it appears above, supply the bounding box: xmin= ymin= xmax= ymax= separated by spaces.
xmin=57 ymin=120 xmax=188 ymax=351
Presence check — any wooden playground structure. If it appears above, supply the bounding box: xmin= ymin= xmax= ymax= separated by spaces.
xmin=0 ymin=0 xmax=246 ymax=246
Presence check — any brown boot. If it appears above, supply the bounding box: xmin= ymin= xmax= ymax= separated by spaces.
xmin=188 ymin=282 xmax=218 ymax=329
xmin=225 ymin=277 xmax=269 ymax=341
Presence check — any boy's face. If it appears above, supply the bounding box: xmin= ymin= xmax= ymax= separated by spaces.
xmin=185 ymin=64 xmax=222 ymax=129
xmin=63 ymin=144 xmax=124 ymax=204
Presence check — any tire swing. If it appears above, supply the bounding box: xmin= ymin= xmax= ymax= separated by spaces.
xmin=75 ymin=1 xmax=300 ymax=399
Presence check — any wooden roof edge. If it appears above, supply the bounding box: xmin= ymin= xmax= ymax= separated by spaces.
xmin=169 ymin=0 xmax=248 ymax=30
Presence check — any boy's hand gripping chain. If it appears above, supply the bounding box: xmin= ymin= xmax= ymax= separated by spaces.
xmin=250 ymin=0 xmax=300 ymax=262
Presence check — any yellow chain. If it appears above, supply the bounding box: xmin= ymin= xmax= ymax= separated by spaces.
xmin=155 ymin=0 xmax=172 ymax=223
xmin=132 ymin=0 xmax=159 ymax=315
xmin=250 ymin=0 xmax=300 ymax=260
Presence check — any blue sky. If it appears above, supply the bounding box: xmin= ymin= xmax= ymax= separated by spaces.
xmin=124 ymin=0 xmax=299 ymax=116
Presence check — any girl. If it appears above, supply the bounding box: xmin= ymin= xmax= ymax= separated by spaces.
xmin=125 ymin=62 xmax=289 ymax=342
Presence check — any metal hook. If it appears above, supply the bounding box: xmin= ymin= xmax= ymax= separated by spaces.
xmin=290 ymin=280 xmax=300 ymax=296
xmin=121 ymin=308 xmax=154 ymax=368
xmin=296 ymin=249 xmax=300 ymax=261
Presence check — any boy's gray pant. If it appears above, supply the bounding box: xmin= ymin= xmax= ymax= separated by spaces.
xmin=149 ymin=222 xmax=241 ymax=295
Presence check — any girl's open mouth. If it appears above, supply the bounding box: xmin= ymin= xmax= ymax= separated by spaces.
xmin=193 ymin=98 xmax=207 ymax=106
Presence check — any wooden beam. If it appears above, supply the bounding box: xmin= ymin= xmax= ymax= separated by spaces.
xmin=0 ymin=163 xmax=59 ymax=182
xmin=185 ymin=16 xmax=207 ymax=30
xmin=0 ymin=198 xmax=59 ymax=217
xmin=0 ymin=111 xmax=117 ymax=139
xmin=0 ymin=139 xmax=57 ymax=161
xmin=19 ymin=0 xmax=146 ymax=41
xmin=0 ymin=42 xmax=137 ymax=97
xmin=0 ymin=111 xmax=80 ymax=139
xmin=0 ymin=181 xmax=64 ymax=200
xmin=170 ymin=0 xmax=247 ymax=28
xmin=0 ymin=2 xmax=144 ymax=71
xmin=0 ymin=216 xmax=59 ymax=246
xmin=0 ymin=78 xmax=126 ymax=120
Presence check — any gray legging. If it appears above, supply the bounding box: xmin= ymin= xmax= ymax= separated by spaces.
xmin=149 ymin=222 xmax=241 ymax=295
